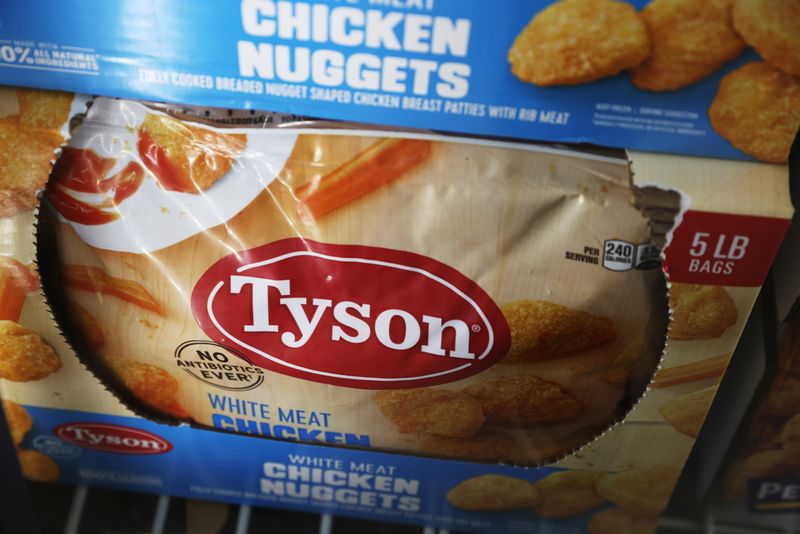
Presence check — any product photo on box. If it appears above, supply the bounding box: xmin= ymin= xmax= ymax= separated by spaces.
xmin=0 ymin=0 xmax=798 ymax=532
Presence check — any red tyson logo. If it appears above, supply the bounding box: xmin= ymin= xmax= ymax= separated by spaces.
xmin=55 ymin=423 xmax=172 ymax=454
xmin=191 ymin=238 xmax=510 ymax=389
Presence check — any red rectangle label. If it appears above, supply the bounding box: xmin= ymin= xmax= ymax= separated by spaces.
xmin=664 ymin=210 xmax=790 ymax=287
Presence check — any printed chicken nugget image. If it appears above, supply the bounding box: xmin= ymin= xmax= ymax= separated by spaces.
xmin=0 ymin=118 xmax=64 ymax=217
xmin=631 ymin=0 xmax=745 ymax=91
xmin=2 ymin=400 xmax=32 ymax=446
xmin=767 ymin=376 xmax=800 ymax=417
xmin=112 ymin=359 xmax=181 ymax=416
xmin=733 ymin=0 xmax=800 ymax=77
xmin=588 ymin=508 xmax=659 ymax=534
xmin=778 ymin=413 xmax=800 ymax=444
xmin=532 ymin=470 xmax=606 ymax=518
xmin=420 ymin=431 xmax=515 ymax=461
xmin=447 ymin=474 xmax=542 ymax=511
xmin=508 ymin=0 xmax=650 ymax=87
xmin=708 ymin=62 xmax=800 ymax=163
xmin=138 ymin=113 xmax=246 ymax=193
xmin=67 ymin=300 xmax=105 ymax=349
xmin=463 ymin=375 xmax=584 ymax=426
xmin=501 ymin=300 xmax=616 ymax=363
xmin=658 ymin=385 xmax=717 ymax=438
xmin=669 ymin=283 xmax=737 ymax=340
xmin=595 ymin=464 xmax=680 ymax=516
xmin=0 ymin=320 xmax=62 ymax=381
xmin=16 ymin=449 xmax=59 ymax=482
xmin=16 ymin=88 xmax=73 ymax=130
xmin=374 ymin=388 xmax=484 ymax=438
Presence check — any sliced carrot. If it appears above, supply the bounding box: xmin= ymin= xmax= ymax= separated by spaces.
xmin=0 ymin=257 xmax=40 ymax=320
xmin=0 ymin=264 xmax=27 ymax=321
xmin=62 ymin=264 xmax=164 ymax=316
xmin=652 ymin=353 xmax=730 ymax=388
xmin=295 ymin=138 xmax=432 ymax=219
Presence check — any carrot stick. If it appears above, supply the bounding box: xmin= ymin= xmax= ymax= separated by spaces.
xmin=652 ymin=353 xmax=730 ymax=388
xmin=62 ymin=264 xmax=164 ymax=316
xmin=0 ymin=257 xmax=40 ymax=320
xmin=295 ymin=138 xmax=432 ymax=219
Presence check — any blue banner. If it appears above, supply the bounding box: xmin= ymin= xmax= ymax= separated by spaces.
xmin=0 ymin=0 xmax=769 ymax=161
xmin=20 ymin=406 xmax=612 ymax=533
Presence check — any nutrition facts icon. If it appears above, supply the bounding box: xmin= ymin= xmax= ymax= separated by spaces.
xmin=602 ymin=239 xmax=635 ymax=272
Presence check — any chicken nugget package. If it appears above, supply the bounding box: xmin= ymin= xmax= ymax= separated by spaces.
xmin=36 ymin=97 xmax=668 ymax=464
xmin=0 ymin=88 xmax=794 ymax=534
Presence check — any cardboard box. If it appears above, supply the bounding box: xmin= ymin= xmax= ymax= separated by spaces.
xmin=0 ymin=85 xmax=793 ymax=532
xmin=1 ymin=1 xmax=799 ymax=164
xmin=711 ymin=214 xmax=800 ymax=520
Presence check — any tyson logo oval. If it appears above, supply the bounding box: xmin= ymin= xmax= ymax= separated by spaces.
xmin=191 ymin=238 xmax=510 ymax=389
xmin=55 ymin=423 xmax=172 ymax=454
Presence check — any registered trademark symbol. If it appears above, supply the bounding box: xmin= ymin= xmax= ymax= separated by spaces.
xmin=471 ymin=324 xmax=481 ymax=332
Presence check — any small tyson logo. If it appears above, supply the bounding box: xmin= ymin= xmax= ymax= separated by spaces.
xmin=55 ymin=423 xmax=172 ymax=454
xmin=191 ymin=238 xmax=510 ymax=388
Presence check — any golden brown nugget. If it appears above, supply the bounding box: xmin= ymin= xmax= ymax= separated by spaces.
xmin=669 ymin=283 xmax=737 ymax=339
xmin=447 ymin=475 xmax=542 ymax=511
xmin=599 ymin=336 xmax=647 ymax=387
xmin=463 ymin=375 xmax=584 ymax=426
xmin=2 ymin=400 xmax=32 ymax=446
xmin=16 ymin=88 xmax=73 ymax=130
xmin=595 ymin=465 xmax=680 ymax=516
xmin=733 ymin=0 xmax=800 ymax=77
xmin=631 ymin=0 xmax=744 ymax=90
xmin=0 ymin=320 xmax=62 ymax=381
xmin=508 ymin=0 xmax=650 ymax=86
xmin=767 ymin=376 xmax=800 ymax=417
xmin=138 ymin=113 xmax=246 ymax=193
xmin=0 ymin=118 xmax=63 ymax=217
xmin=420 ymin=431 xmax=516 ymax=461
xmin=588 ymin=508 xmax=658 ymax=534
xmin=532 ymin=471 xmax=606 ymax=518
xmin=778 ymin=414 xmax=800 ymax=444
xmin=16 ymin=449 xmax=59 ymax=482
xmin=501 ymin=300 xmax=616 ymax=363
xmin=708 ymin=62 xmax=800 ymax=163
xmin=67 ymin=300 xmax=105 ymax=349
xmin=658 ymin=385 xmax=717 ymax=438
xmin=374 ymin=388 xmax=484 ymax=438
xmin=113 ymin=359 xmax=180 ymax=414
